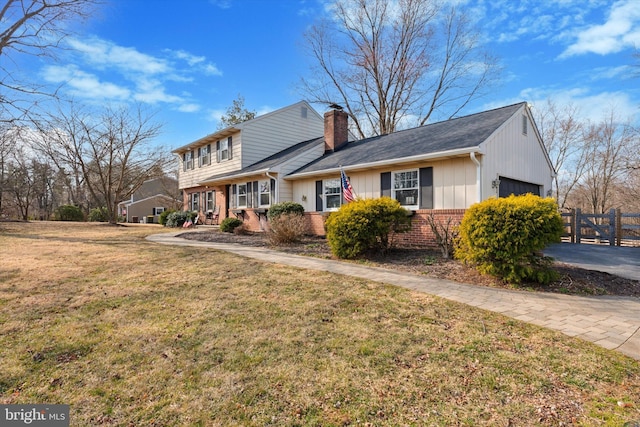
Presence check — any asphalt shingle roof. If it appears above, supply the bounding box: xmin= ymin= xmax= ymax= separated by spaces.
xmin=290 ymin=102 xmax=525 ymax=175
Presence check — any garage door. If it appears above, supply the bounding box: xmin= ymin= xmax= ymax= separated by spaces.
xmin=498 ymin=177 xmax=541 ymax=197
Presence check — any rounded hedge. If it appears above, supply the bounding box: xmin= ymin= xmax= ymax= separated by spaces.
xmin=455 ymin=194 xmax=564 ymax=284
xmin=267 ymin=201 xmax=304 ymax=220
xmin=220 ymin=217 xmax=243 ymax=233
xmin=325 ymin=197 xmax=411 ymax=259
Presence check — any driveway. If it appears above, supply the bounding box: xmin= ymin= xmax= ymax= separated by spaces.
xmin=543 ymin=243 xmax=639 ymax=281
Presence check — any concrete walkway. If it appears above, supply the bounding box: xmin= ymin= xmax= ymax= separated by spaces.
xmin=147 ymin=232 xmax=640 ymax=361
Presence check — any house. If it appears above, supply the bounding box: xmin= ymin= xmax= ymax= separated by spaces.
xmin=175 ymin=101 xmax=554 ymax=245
xmin=118 ymin=176 xmax=181 ymax=223
xmin=172 ymin=101 xmax=325 ymax=227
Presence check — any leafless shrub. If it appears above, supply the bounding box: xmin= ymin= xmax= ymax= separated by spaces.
xmin=426 ymin=213 xmax=459 ymax=259
xmin=268 ymin=213 xmax=308 ymax=245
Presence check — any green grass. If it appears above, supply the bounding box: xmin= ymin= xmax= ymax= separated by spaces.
xmin=0 ymin=221 xmax=638 ymax=426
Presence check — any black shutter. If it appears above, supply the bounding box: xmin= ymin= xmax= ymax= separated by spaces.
xmin=182 ymin=153 xmax=187 ymax=172
xmin=270 ymin=178 xmax=276 ymax=205
xmin=197 ymin=147 xmax=201 ymax=167
xmin=228 ymin=136 xmax=233 ymax=160
xmin=419 ymin=167 xmax=433 ymax=209
xmin=381 ymin=172 xmax=391 ymax=197
xmin=216 ymin=141 xmax=220 ymax=163
xmin=191 ymin=150 xmax=195 ymax=169
xmin=315 ymin=180 xmax=323 ymax=212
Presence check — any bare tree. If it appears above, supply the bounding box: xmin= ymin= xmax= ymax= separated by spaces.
xmin=301 ymin=0 xmax=499 ymax=138
xmin=533 ymin=100 xmax=587 ymax=209
xmin=580 ymin=110 xmax=637 ymax=215
xmin=33 ymin=103 xmax=169 ymax=224
xmin=0 ymin=0 xmax=98 ymax=123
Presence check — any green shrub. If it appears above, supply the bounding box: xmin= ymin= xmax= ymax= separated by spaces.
xmin=220 ymin=217 xmax=243 ymax=233
xmin=159 ymin=209 xmax=174 ymax=226
xmin=54 ymin=205 xmax=84 ymax=222
xmin=325 ymin=197 xmax=412 ymax=259
xmin=267 ymin=202 xmax=304 ymax=220
xmin=268 ymin=213 xmax=308 ymax=244
xmin=165 ymin=211 xmax=196 ymax=228
xmin=455 ymin=194 xmax=564 ymax=284
xmin=88 ymin=207 xmax=109 ymax=222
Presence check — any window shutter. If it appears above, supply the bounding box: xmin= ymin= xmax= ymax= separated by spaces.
xmin=191 ymin=150 xmax=195 ymax=169
xmin=216 ymin=141 xmax=220 ymax=163
xmin=231 ymin=184 xmax=237 ymax=208
xmin=270 ymin=178 xmax=276 ymax=204
xmin=182 ymin=153 xmax=187 ymax=172
xmin=419 ymin=167 xmax=433 ymax=209
xmin=228 ymin=136 xmax=233 ymax=160
xmin=207 ymin=144 xmax=211 ymax=164
xmin=315 ymin=180 xmax=323 ymax=212
xmin=197 ymin=148 xmax=202 ymax=167
xmin=381 ymin=172 xmax=391 ymax=197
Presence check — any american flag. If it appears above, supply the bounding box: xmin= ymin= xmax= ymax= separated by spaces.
xmin=341 ymin=168 xmax=355 ymax=203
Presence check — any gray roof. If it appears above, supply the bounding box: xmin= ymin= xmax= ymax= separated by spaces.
xmin=289 ymin=102 xmax=526 ymax=175
xmin=199 ymin=137 xmax=324 ymax=183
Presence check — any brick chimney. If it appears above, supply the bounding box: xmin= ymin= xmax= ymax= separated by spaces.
xmin=324 ymin=109 xmax=349 ymax=152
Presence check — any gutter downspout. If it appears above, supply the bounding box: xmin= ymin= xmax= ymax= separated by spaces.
xmin=470 ymin=152 xmax=482 ymax=202
xmin=265 ymin=171 xmax=278 ymax=204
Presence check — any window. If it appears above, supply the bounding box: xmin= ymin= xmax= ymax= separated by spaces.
xmin=190 ymin=192 xmax=199 ymax=211
xmin=259 ymin=180 xmax=271 ymax=207
xmin=183 ymin=150 xmax=194 ymax=171
xmin=324 ymin=178 xmax=341 ymax=210
xmin=237 ymin=183 xmax=247 ymax=208
xmin=218 ymin=136 xmax=232 ymax=162
xmin=206 ymin=191 xmax=215 ymax=212
xmin=393 ymin=170 xmax=419 ymax=208
xmin=153 ymin=207 xmax=165 ymax=215
xmin=522 ymin=115 xmax=528 ymax=135
xmin=199 ymin=144 xmax=211 ymax=167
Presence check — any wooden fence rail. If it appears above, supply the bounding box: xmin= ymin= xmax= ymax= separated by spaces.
xmin=561 ymin=209 xmax=640 ymax=246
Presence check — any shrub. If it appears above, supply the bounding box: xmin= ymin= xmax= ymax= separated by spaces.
xmin=165 ymin=211 xmax=195 ymax=228
xmin=325 ymin=197 xmax=412 ymax=259
xmin=268 ymin=213 xmax=308 ymax=245
xmin=159 ymin=209 xmax=174 ymax=226
xmin=455 ymin=194 xmax=564 ymax=284
xmin=54 ymin=205 xmax=84 ymax=222
xmin=425 ymin=213 xmax=459 ymax=259
xmin=233 ymin=223 xmax=251 ymax=235
xmin=88 ymin=207 xmax=109 ymax=222
xmin=220 ymin=217 xmax=243 ymax=233
xmin=267 ymin=202 xmax=304 ymax=220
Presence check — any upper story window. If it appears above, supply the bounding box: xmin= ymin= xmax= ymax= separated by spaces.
xmin=183 ymin=150 xmax=194 ymax=171
xmin=324 ymin=178 xmax=341 ymax=211
xmin=199 ymin=144 xmax=211 ymax=167
xmin=259 ymin=180 xmax=271 ymax=207
xmin=393 ymin=169 xmax=419 ymax=208
xmin=217 ymin=136 xmax=232 ymax=162
xmin=237 ymin=183 xmax=247 ymax=208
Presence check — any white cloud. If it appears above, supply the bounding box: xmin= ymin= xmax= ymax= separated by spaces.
xmin=178 ymin=104 xmax=201 ymax=113
xmin=561 ymin=0 xmax=640 ymax=57
xmin=42 ymin=65 xmax=131 ymax=101
xmin=67 ymin=38 xmax=169 ymax=74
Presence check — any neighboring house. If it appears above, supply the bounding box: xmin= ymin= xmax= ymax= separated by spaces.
xmin=172 ymin=101 xmax=325 ymax=228
xmin=175 ymin=101 xmax=554 ymax=244
xmin=118 ymin=176 xmax=181 ymax=223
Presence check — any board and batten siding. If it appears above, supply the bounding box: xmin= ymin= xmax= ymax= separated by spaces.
xmin=291 ymin=157 xmax=478 ymax=212
xmin=240 ymin=104 xmax=324 ymax=168
xmin=480 ymin=106 xmax=553 ymax=198
xmin=177 ymin=131 xmax=242 ymax=190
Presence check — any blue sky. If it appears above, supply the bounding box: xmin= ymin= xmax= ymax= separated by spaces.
xmin=27 ymin=0 xmax=640 ymax=149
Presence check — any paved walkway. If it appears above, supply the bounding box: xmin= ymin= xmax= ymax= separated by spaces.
xmin=147 ymin=232 xmax=640 ymax=361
